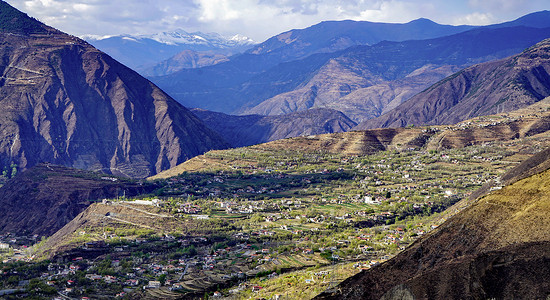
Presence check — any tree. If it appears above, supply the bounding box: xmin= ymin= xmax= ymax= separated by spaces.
xmin=159 ymin=274 xmax=167 ymax=286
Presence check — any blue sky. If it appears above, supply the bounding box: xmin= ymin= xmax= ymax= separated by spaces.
xmin=5 ymin=0 xmax=549 ymax=41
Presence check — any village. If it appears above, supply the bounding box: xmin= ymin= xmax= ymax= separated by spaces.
xmin=0 ymin=139 xmax=525 ymax=299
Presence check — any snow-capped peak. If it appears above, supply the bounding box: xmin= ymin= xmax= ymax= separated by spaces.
xmin=83 ymin=29 xmax=255 ymax=47
xmin=229 ymin=34 xmax=255 ymax=44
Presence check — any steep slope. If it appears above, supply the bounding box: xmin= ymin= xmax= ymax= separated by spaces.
xmin=0 ymin=2 xmax=228 ymax=178
xmin=359 ymin=38 xmax=550 ymax=130
xmin=244 ymin=63 xmax=461 ymax=122
xmin=191 ymin=108 xmax=356 ymax=147
xmin=0 ymin=164 xmax=156 ymax=237
xmin=316 ymin=148 xmax=550 ymax=299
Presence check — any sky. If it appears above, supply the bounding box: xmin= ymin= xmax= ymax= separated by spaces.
xmin=5 ymin=0 xmax=550 ymax=42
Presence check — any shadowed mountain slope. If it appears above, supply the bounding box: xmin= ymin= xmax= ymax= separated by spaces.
xmin=191 ymin=108 xmax=356 ymax=147
xmin=0 ymin=164 xmax=157 ymax=237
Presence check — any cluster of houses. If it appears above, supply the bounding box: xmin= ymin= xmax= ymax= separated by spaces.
xmin=0 ymin=233 xmax=39 ymax=263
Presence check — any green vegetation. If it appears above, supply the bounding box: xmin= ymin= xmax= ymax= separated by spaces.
xmin=2 ymin=128 xmax=546 ymax=299
xmin=0 ymin=2 xmax=47 ymax=34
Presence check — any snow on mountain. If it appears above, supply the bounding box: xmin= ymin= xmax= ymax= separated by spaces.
xmin=84 ymin=29 xmax=256 ymax=75
xmin=86 ymin=29 xmax=255 ymax=47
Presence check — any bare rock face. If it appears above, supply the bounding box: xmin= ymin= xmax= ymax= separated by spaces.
xmin=359 ymin=38 xmax=550 ymax=130
xmin=0 ymin=2 xmax=228 ymax=177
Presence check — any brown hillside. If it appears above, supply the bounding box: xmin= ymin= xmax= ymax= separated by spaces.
xmin=153 ymin=98 xmax=550 ymax=179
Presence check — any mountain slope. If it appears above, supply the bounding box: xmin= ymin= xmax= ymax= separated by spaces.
xmin=191 ymin=108 xmax=356 ymax=147
xmin=0 ymin=164 xmax=156 ymax=237
xmin=149 ymin=17 xmax=481 ymax=113
xmin=358 ymin=38 xmax=550 ymax=130
xmin=0 ymin=1 xmax=228 ymax=178
xmin=246 ymin=18 xmax=474 ymax=62
xmin=142 ymin=49 xmax=230 ymax=76
xmin=316 ymin=146 xmax=550 ymax=299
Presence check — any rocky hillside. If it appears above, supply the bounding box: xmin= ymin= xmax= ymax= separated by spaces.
xmin=191 ymin=108 xmax=356 ymax=147
xmin=0 ymin=164 xmax=157 ymax=237
xmin=242 ymin=25 xmax=550 ymax=121
xmin=0 ymin=2 xmax=228 ymax=178
xmin=359 ymin=38 xmax=550 ymax=129
xmin=315 ymin=146 xmax=550 ymax=299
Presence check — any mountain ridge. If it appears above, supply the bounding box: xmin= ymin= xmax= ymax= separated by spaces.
xmin=151 ymin=14 xmax=550 ymax=121
xmin=358 ymin=38 xmax=550 ymax=129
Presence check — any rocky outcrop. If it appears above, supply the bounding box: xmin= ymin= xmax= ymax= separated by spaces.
xmin=358 ymin=38 xmax=550 ymax=129
xmin=0 ymin=2 xmax=228 ymax=178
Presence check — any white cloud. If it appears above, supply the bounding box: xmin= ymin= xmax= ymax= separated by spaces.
xmin=468 ymin=0 xmax=526 ymax=12
xmin=4 ymin=0 xmax=550 ymax=42
xmin=453 ymin=12 xmax=496 ymax=25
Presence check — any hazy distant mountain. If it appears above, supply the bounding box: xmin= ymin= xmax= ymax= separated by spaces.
xmin=0 ymin=1 xmax=228 ymax=178
xmin=242 ymin=25 xmax=550 ymax=122
xmin=191 ymin=108 xmax=356 ymax=147
xmin=142 ymin=49 xmax=231 ymax=76
xmin=245 ymin=18 xmax=475 ymax=62
xmin=85 ymin=30 xmax=255 ymax=74
xmin=358 ymin=38 xmax=550 ymax=129
xmin=151 ymin=12 xmax=550 ymax=119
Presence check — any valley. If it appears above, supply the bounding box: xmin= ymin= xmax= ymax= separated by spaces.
xmin=4 ymin=107 xmax=550 ymax=298
xmin=1 ymin=2 xmax=550 ymax=299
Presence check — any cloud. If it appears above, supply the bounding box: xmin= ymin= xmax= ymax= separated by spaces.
xmin=468 ymin=0 xmax=526 ymax=12
xmin=453 ymin=12 xmax=496 ymax=25
xmin=4 ymin=0 xmax=550 ymax=42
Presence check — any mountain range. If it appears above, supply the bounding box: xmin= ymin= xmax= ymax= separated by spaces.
xmin=3 ymin=3 xmax=550 ymax=298
xmin=86 ymin=30 xmax=255 ymax=75
xmin=150 ymin=11 xmax=550 ymax=125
